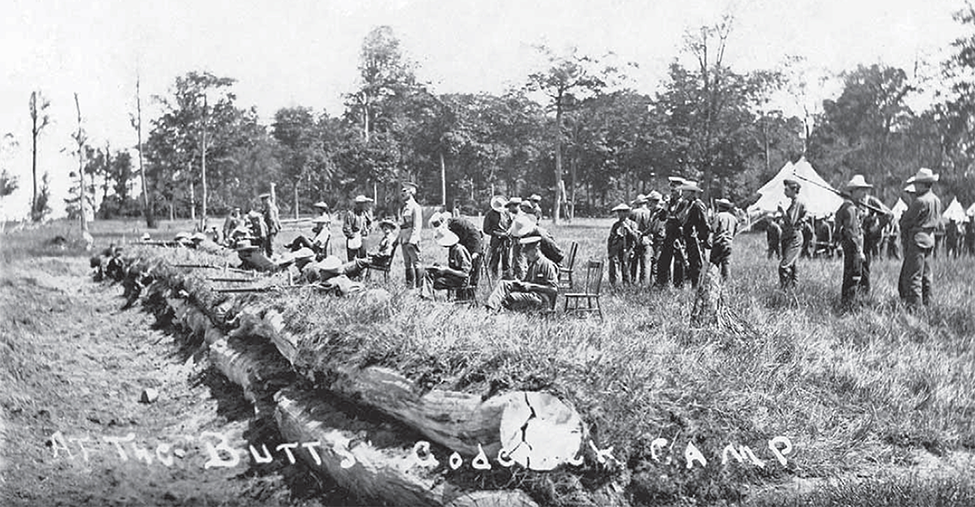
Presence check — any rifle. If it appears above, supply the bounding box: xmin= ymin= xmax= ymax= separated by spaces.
xmin=791 ymin=173 xmax=890 ymax=215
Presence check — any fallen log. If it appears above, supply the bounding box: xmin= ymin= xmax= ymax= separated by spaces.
xmin=274 ymin=388 xmax=538 ymax=507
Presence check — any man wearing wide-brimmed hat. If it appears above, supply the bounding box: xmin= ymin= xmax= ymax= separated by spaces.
xmin=777 ymin=177 xmax=807 ymax=290
xmin=485 ymin=236 xmax=558 ymax=312
xmin=645 ymin=190 xmax=667 ymax=281
xmin=529 ymin=194 xmax=544 ymax=222
xmin=710 ymin=198 xmax=738 ymax=280
xmin=608 ymin=203 xmax=638 ymax=286
xmin=835 ymin=174 xmax=873 ymax=308
xmin=222 ymin=207 xmax=242 ymax=246
xmin=419 ymin=229 xmax=472 ymax=299
xmin=482 ymin=196 xmax=512 ymax=279
xmin=898 ymin=168 xmax=943 ymax=306
xmin=399 ymin=182 xmax=424 ymax=289
xmin=343 ymin=195 xmax=374 ymax=262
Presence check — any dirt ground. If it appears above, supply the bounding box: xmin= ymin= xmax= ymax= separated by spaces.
xmin=0 ymin=255 xmax=348 ymax=507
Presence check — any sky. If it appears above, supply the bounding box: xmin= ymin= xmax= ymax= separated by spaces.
xmin=0 ymin=0 xmax=968 ymax=219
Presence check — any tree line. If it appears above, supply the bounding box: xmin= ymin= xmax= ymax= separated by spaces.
xmin=10 ymin=7 xmax=975 ymax=227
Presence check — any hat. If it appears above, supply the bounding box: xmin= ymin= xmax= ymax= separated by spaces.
xmin=519 ymin=236 xmax=542 ymax=246
xmin=844 ymin=174 xmax=873 ymax=190
xmin=174 ymin=232 xmax=191 ymax=241
xmin=436 ymin=230 xmax=459 ymax=247
xmin=903 ymin=184 xmax=916 ymax=194
xmin=907 ymin=167 xmax=939 ymax=184
xmin=490 ymin=196 xmax=507 ymax=211
xmin=611 ymin=203 xmax=631 ymax=213
xmin=509 ymin=215 xmax=536 ymax=238
xmin=646 ymin=190 xmax=662 ymax=202
xmin=354 ymin=195 xmax=374 ymax=204
xmin=678 ymin=181 xmax=703 ymax=192
xmin=378 ymin=218 xmax=397 ymax=230
xmin=293 ymin=247 xmax=316 ymax=261
xmin=313 ymin=201 xmax=329 ymax=209
xmin=668 ymin=176 xmax=686 ymax=186
xmin=783 ymin=177 xmax=800 ymax=188
xmin=632 ymin=194 xmax=647 ymax=205
xmin=715 ymin=198 xmax=733 ymax=210
xmin=259 ymin=193 xmax=271 ymax=199
xmin=190 ymin=232 xmax=207 ymax=242
xmin=401 ymin=182 xmax=418 ymax=193
xmin=530 ymin=194 xmax=542 ymax=201
xmin=429 ymin=211 xmax=449 ymax=228
xmin=141 ymin=233 xmax=151 ymax=241
xmin=236 ymin=243 xmax=260 ymax=252
xmin=317 ymin=255 xmax=344 ymax=273
xmin=506 ymin=197 xmax=523 ymax=206
xmin=519 ymin=201 xmax=534 ymax=213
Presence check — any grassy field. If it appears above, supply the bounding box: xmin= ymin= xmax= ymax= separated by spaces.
xmin=3 ymin=215 xmax=975 ymax=506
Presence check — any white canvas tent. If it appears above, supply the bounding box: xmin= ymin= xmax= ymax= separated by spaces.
xmin=943 ymin=198 xmax=966 ymax=222
xmin=967 ymin=202 xmax=975 ymax=217
xmin=747 ymin=157 xmax=844 ymax=218
xmin=891 ymin=198 xmax=908 ymax=220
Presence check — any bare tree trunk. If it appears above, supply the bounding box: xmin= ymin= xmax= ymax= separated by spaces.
xmin=74 ymin=93 xmax=91 ymax=249
xmin=440 ymin=151 xmax=446 ymax=208
xmin=293 ymin=183 xmax=299 ymax=220
xmin=190 ymin=180 xmax=196 ymax=222
xmin=553 ymin=93 xmax=563 ymax=224
xmin=200 ymin=95 xmax=208 ymax=233
xmin=135 ymin=75 xmax=155 ymax=228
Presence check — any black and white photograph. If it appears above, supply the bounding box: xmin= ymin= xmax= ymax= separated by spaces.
xmin=2 ymin=0 xmax=975 ymax=505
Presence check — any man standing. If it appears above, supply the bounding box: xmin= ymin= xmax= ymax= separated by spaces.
xmin=655 ymin=177 xmax=688 ymax=288
xmin=679 ymin=181 xmax=710 ymax=289
xmin=343 ymin=195 xmax=373 ymax=261
xmin=607 ymin=203 xmax=638 ymax=286
xmin=260 ymin=193 xmax=281 ymax=257
xmin=629 ymin=195 xmax=653 ymax=284
xmin=646 ymin=191 xmax=666 ymax=282
xmin=778 ymin=178 xmax=806 ymax=290
xmin=222 ymin=207 xmax=242 ymax=246
xmin=399 ymin=182 xmax=424 ymax=289
xmin=899 ymin=168 xmax=943 ymax=307
xmin=485 ymin=236 xmax=559 ymax=312
xmin=835 ymin=175 xmax=872 ymax=309
xmin=710 ymin=198 xmax=738 ymax=280
xmin=529 ymin=194 xmax=544 ymax=222
xmin=483 ymin=196 xmax=511 ymax=280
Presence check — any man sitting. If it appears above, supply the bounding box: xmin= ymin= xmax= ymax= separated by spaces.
xmin=485 ymin=236 xmax=558 ymax=312
xmin=301 ymin=219 xmax=398 ymax=281
xmin=287 ymin=214 xmax=332 ymax=259
xmin=419 ymin=230 xmax=472 ymax=299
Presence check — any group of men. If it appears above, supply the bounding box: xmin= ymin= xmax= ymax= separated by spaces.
xmin=603 ymin=177 xmax=741 ymax=289
xmin=772 ymin=168 xmax=943 ymax=308
xmin=221 ymin=193 xmax=282 ymax=257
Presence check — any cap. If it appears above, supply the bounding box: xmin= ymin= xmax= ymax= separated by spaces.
xmin=519 ymin=236 xmax=542 ymax=246
xmin=354 ymin=195 xmax=374 ymax=204
xmin=611 ymin=203 xmax=631 ymax=212
xmin=506 ymin=197 xmax=523 ymax=206
xmin=313 ymin=201 xmax=329 ymax=209
xmin=715 ymin=198 xmax=733 ymax=210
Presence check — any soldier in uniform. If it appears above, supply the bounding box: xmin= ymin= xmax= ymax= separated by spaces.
xmin=778 ymin=178 xmax=807 ymax=290
xmin=607 ymin=203 xmax=639 ymax=286
xmin=399 ymin=182 xmax=424 ymax=289
xmin=655 ymin=177 xmax=688 ymax=288
xmin=629 ymin=195 xmax=653 ymax=285
xmin=529 ymin=194 xmax=544 ymax=222
xmin=710 ymin=198 xmax=738 ymax=280
xmin=485 ymin=236 xmax=559 ymax=312
xmin=260 ymin=193 xmax=281 ymax=257
xmin=678 ymin=181 xmax=710 ymax=289
xmin=835 ymin=175 xmax=872 ymax=309
xmin=646 ymin=191 xmax=666 ymax=282
xmin=343 ymin=195 xmax=374 ymax=261
xmin=899 ymin=168 xmax=943 ymax=307
xmin=222 ymin=208 xmax=242 ymax=246
xmin=419 ymin=230 xmax=472 ymax=299
xmin=483 ymin=196 xmax=512 ymax=280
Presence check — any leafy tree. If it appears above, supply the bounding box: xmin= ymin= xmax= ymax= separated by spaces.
xmin=29 ymin=90 xmax=51 ymax=221
xmin=0 ymin=169 xmax=18 ymax=200
xmin=526 ymin=46 xmax=616 ymax=222
xmin=272 ymin=106 xmax=329 ymax=217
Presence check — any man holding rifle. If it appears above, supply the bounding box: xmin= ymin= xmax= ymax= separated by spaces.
xmin=835 ymin=175 xmax=879 ymax=308
xmin=778 ymin=177 xmax=806 ymax=290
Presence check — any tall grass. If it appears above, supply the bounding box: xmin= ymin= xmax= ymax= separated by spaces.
xmin=7 ymin=216 xmax=975 ymax=505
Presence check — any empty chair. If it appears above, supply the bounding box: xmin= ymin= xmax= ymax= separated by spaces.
xmin=558 ymin=241 xmax=580 ymax=289
xmin=563 ymin=260 xmax=603 ymax=319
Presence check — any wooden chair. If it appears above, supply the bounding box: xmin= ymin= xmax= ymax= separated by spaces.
xmin=563 ymin=260 xmax=603 ymax=319
xmin=364 ymin=241 xmax=399 ymax=282
xmin=558 ymin=241 xmax=580 ymax=290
